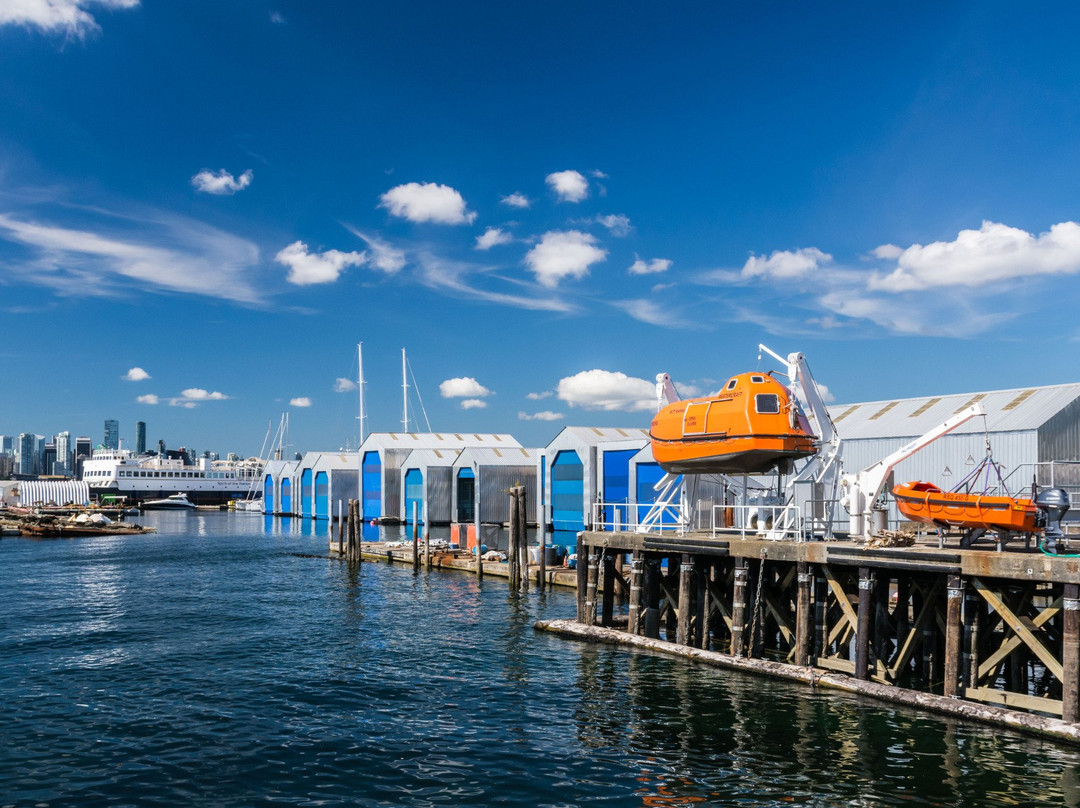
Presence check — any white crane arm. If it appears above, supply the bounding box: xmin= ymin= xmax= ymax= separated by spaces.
xmin=843 ymin=402 xmax=986 ymax=511
xmin=655 ymin=373 xmax=681 ymax=410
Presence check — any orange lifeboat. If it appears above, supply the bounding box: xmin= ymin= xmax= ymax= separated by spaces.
xmin=892 ymin=481 xmax=1038 ymax=534
xmin=649 ymin=372 xmax=818 ymax=475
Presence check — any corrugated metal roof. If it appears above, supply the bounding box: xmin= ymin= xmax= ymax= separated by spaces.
xmin=827 ymin=382 xmax=1080 ymax=439
xmin=454 ymin=446 xmax=540 ymax=467
xmin=359 ymin=432 xmax=521 ymax=452
xmin=400 ymin=448 xmax=462 ymax=469
xmin=557 ymin=426 xmax=650 ymax=446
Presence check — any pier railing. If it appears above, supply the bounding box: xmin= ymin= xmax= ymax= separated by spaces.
xmin=711 ymin=503 xmax=804 ymax=541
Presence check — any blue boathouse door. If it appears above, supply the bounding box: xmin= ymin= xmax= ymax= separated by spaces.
xmin=314 ymin=471 xmax=328 ymax=519
xmin=404 ymin=468 xmax=423 ymax=523
xmin=551 ymin=450 xmax=584 ymax=548
xmin=300 ymin=469 xmax=313 ymax=517
xmin=280 ymin=478 xmax=292 ymax=515
xmin=264 ymin=475 xmax=274 ymax=515
xmin=362 ymin=451 xmax=381 ymax=520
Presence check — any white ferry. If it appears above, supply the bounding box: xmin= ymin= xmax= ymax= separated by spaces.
xmin=81 ymin=449 xmax=262 ymax=506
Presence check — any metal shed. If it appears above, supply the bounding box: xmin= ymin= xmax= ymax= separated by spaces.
xmin=290 ymin=452 xmax=361 ymax=520
xmin=828 ymin=382 xmax=1080 ymax=520
xmin=399 ymin=448 xmax=461 ymax=524
xmin=543 ymin=426 xmax=650 ymax=543
xmin=359 ymin=432 xmax=521 ymax=523
xmin=261 ymin=458 xmax=300 ymax=516
xmin=451 ymin=446 xmax=541 ymax=527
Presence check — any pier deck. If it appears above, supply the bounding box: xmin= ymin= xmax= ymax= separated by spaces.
xmin=558 ymin=528 xmax=1080 ymax=739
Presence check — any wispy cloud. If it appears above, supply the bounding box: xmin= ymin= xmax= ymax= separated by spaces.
xmin=167 ymin=388 xmax=229 ymax=408
xmin=136 ymin=393 xmax=159 ymax=405
xmin=519 ymin=410 xmax=563 ymax=421
xmin=415 ymin=252 xmax=577 ymax=313
xmin=0 ymin=211 xmax=262 ymax=304
xmin=343 ymin=227 xmax=406 ymax=273
xmin=334 ymin=377 xmax=357 ymax=392
xmin=379 ymin=182 xmax=476 ymax=225
xmin=460 ymin=399 xmax=487 ymax=410
xmin=475 ymin=227 xmax=513 ymax=250
xmin=545 ymin=170 xmax=588 ymax=203
xmin=0 ymin=0 xmax=138 ymax=37
xmin=191 ymin=169 xmax=252 ymax=195
xmin=275 ymin=240 xmax=366 ymax=285
xmin=596 ymin=214 xmax=632 ymax=237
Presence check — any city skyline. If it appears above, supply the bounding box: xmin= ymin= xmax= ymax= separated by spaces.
xmin=4 ymin=3 xmax=1080 ymax=457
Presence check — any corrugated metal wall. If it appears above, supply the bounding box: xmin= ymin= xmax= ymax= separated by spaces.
xmin=479 ymin=465 xmax=538 ymax=524
xmin=1038 ymin=396 xmax=1080 ymax=487
xmin=329 ymin=469 xmax=358 ymax=517
xmin=382 ymin=448 xmax=410 ymax=519
xmin=427 ymin=466 xmax=453 ymax=523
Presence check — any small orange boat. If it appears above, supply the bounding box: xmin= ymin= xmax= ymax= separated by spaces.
xmin=892 ymin=481 xmax=1038 ymax=534
xmin=649 ymin=372 xmax=818 ymax=475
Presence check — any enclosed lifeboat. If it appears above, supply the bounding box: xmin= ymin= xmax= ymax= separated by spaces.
xmin=649 ymin=372 xmax=818 ymax=475
xmin=891 ymin=481 xmax=1038 ymax=534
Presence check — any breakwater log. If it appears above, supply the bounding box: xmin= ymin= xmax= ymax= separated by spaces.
xmin=534 ymin=618 xmax=1080 ymax=747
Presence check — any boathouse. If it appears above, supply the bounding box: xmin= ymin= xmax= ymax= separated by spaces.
xmin=451 ymin=446 xmax=541 ymax=527
xmin=399 ymin=448 xmax=461 ymax=524
xmin=290 ymin=452 xmax=360 ymax=520
xmin=360 ymin=433 xmax=521 ymax=524
xmin=828 ymin=382 xmax=1080 ymax=523
xmin=262 ymin=458 xmax=301 ymax=516
xmin=543 ymin=426 xmax=650 ymax=545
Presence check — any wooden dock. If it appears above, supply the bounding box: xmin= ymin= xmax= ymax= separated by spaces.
xmin=547 ymin=528 xmax=1080 ymax=741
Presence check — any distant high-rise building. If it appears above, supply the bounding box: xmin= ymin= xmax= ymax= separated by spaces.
xmin=157 ymin=439 xmax=165 ymax=456
xmin=55 ymin=431 xmax=72 ymax=477
xmin=104 ymin=419 xmax=119 ymax=450
xmin=17 ymin=433 xmax=35 ymax=475
xmin=75 ymin=436 xmax=92 ymax=478
xmin=42 ymin=442 xmax=56 ymax=475
xmin=0 ymin=435 xmax=13 ymax=456
xmin=135 ymin=421 xmax=146 ymax=455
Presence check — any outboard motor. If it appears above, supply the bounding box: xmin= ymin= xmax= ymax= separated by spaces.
xmin=1036 ymin=488 xmax=1070 ymax=554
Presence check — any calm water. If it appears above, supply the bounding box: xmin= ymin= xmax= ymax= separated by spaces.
xmin=2 ymin=512 xmax=1078 ymax=807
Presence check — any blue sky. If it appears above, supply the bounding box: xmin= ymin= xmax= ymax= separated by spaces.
xmin=3 ymin=1 xmax=1080 ymax=457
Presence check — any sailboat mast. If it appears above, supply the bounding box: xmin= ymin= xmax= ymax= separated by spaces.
xmin=357 ymin=342 xmax=366 ymax=446
xmin=402 ymin=347 xmax=409 ymax=433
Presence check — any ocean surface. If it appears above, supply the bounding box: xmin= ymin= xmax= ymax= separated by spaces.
xmin=2 ymin=511 xmax=1078 ymax=807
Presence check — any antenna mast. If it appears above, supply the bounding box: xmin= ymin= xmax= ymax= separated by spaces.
xmin=357 ymin=342 xmax=366 ymax=446
xmin=401 ymin=347 xmax=409 ymax=433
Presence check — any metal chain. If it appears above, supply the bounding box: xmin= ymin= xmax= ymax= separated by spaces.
xmin=747 ymin=550 xmax=766 ymax=657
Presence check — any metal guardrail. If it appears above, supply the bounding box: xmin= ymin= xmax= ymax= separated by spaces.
xmin=590 ymin=501 xmax=688 ymax=534
xmin=711 ymin=504 xmax=804 ymax=541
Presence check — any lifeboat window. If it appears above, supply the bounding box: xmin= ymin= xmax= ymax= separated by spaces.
xmin=755 ymin=394 xmax=780 ymax=414
xmin=725 ymin=379 xmax=737 ymax=390
xmin=751 ymin=375 xmax=765 ymax=384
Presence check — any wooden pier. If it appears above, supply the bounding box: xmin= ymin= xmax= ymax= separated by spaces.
xmin=542 ymin=528 xmax=1080 ymax=742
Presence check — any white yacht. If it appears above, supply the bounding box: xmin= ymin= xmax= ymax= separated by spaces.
xmin=82 ymin=449 xmax=262 ymax=507
xmin=141 ymin=493 xmax=196 ymax=510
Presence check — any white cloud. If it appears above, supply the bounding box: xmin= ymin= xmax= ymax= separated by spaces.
xmin=0 ymin=212 xmax=262 ymax=304
xmin=416 ymin=253 xmax=577 ymax=313
xmin=439 ymin=377 xmax=492 ymax=398
xmin=379 ymin=182 xmax=476 ymax=225
xmin=628 ymin=257 xmax=672 ymax=275
xmin=871 ymin=244 xmax=903 ymax=260
xmin=501 ymin=192 xmax=530 ymax=209
xmin=191 ymin=169 xmax=252 ymax=195
xmin=546 ymin=170 xmax=589 ymax=203
xmin=461 ymin=399 xmax=487 ymax=410
xmin=742 ymin=247 xmax=831 ymax=280
xmin=526 ymin=391 xmax=552 ymax=400
xmin=290 ymin=397 xmax=312 ymax=407
xmin=166 ymin=388 xmax=228 ymax=408
xmin=0 ymin=0 xmax=138 ymax=36
xmin=474 ymin=227 xmax=513 ymax=250
xmin=136 ymin=393 xmax=159 ymax=405
xmin=124 ymin=366 xmax=150 ymax=381
xmin=524 ymin=230 xmax=607 ymax=288
xmin=519 ymin=410 xmax=563 ymax=421
xmin=815 ymin=383 xmax=836 ymax=404
xmin=557 ymin=369 xmax=656 ymax=412
xmin=868 ymin=220 xmax=1080 ymax=292
xmin=597 ymin=214 xmax=632 ymax=237
xmin=345 ymin=229 xmax=406 ymax=273
xmin=334 ymin=377 xmax=357 ymax=392
xmin=591 ymin=170 xmax=609 ymax=179
xmin=275 ymin=240 xmax=366 ymax=286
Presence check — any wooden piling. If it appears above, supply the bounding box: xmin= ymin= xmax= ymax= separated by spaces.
xmin=411 ymin=501 xmax=419 ymax=571
xmin=643 ymin=556 xmax=660 ymax=639
xmin=517 ymin=486 xmax=529 ymax=593
xmin=1064 ymin=583 xmax=1079 ymax=723
xmin=795 ymin=561 xmax=811 ymax=667
xmin=628 ymin=551 xmax=643 ymax=635
xmin=584 ymin=547 xmax=600 ymax=627
xmin=424 ymin=527 xmax=431 ymax=570
xmin=575 ymin=540 xmax=586 ymax=621
xmin=508 ymin=489 xmax=520 ymax=591
xmin=676 ymin=554 xmax=693 ymax=646
xmin=855 ymin=566 xmax=873 ymax=681
xmin=694 ymin=561 xmax=708 ymax=650
xmin=601 ymin=551 xmax=615 ymax=626
xmin=731 ymin=558 xmax=748 ymax=657
xmin=944 ymin=574 xmax=964 ymax=698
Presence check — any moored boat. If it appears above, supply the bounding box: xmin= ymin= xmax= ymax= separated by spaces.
xmin=141 ymin=493 xmax=196 ymax=511
xmin=891 ymin=481 xmax=1038 ymax=534
xmin=649 ymin=372 xmax=819 ymax=475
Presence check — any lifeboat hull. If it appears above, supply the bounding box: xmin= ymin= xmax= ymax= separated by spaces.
xmin=649 ymin=372 xmax=818 ymax=476
xmin=892 ymin=481 xmax=1038 ymax=533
